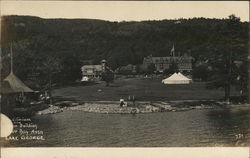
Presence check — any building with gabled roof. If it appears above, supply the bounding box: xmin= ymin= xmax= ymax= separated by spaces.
xmin=1 ymin=72 xmax=34 ymax=93
xmin=81 ymin=59 xmax=114 ymax=80
xmin=143 ymin=54 xmax=193 ymax=73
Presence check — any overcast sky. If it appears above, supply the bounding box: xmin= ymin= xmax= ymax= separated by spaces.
xmin=1 ymin=1 xmax=249 ymax=22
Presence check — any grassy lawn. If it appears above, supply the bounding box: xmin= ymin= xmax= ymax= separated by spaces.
xmin=52 ymin=77 xmax=239 ymax=101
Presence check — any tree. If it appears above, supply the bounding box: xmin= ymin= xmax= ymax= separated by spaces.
xmin=59 ymin=54 xmax=82 ymax=84
xmin=192 ymin=64 xmax=209 ymax=81
xmin=101 ymin=70 xmax=114 ymax=86
xmin=234 ymin=60 xmax=249 ymax=102
xmin=206 ymin=15 xmax=248 ymax=102
xmin=1 ymin=15 xmax=248 ymax=96
xmin=163 ymin=61 xmax=179 ymax=75
xmin=37 ymin=57 xmax=62 ymax=104
xmin=147 ymin=63 xmax=156 ymax=74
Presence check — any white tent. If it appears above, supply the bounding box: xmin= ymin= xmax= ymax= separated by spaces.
xmin=2 ymin=72 xmax=34 ymax=93
xmin=162 ymin=73 xmax=192 ymax=84
xmin=177 ymin=72 xmax=192 ymax=80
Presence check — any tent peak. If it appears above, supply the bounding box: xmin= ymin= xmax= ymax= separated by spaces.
xmin=3 ymin=72 xmax=34 ymax=93
xmin=162 ymin=72 xmax=192 ymax=84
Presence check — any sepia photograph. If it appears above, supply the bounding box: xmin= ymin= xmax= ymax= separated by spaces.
xmin=0 ymin=0 xmax=249 ymax=151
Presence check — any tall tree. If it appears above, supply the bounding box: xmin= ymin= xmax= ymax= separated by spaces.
xmin=101 ymin=71 xmax=114 ymax=86
xmin=37 ymin=57 xmax=62 ymax=103
xmin=206 ymin=15 xmax=248 ymax=102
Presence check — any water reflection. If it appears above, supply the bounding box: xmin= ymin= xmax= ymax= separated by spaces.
xmin=205 ymin=107 xmax=250 ymax=146
xmin=7 ymin=107 xmax=250 ymax=147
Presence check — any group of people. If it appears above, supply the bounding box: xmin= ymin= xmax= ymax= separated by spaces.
xmin=15 ymin=91 xmax=51 ymax=106
xmin=39 ymin=91 xmax=51 ymax=101
xmin=120 ymin=95 xmax=136 ymax=107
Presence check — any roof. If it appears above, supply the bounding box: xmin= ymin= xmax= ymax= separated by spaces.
xmin=0 ymin=81 xmax=14 ymax=93
xmin=144 ymin=56 xmax=193 ymax=64
xmin=81 ymin=65 xmax=102 ymax=71
xmin=162 ymin=73 xmax=192 ymax=84
xmin=163 ymin=73 xmax=189 ymax=81
xmin=177 ymin=72 xmax=191 ymax=80
xmin=1 ymin=72 xmax=34 ymax=93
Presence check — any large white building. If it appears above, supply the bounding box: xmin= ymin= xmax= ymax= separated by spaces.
xmin=143 ymin=54 xmax=193 ymax=73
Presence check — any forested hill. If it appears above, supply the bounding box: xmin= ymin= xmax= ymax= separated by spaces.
xmin=1 ymin=15 xmax=249 ymax=88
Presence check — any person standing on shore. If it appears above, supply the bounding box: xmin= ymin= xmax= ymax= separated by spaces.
xmin=133 ymin=95 xmax=136 ymax=107
xmin=120 ymin=98 xmax=125 ymax=107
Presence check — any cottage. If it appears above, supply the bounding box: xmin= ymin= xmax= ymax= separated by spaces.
xmin=81 ymin=60 xmax=114 ymax=80
xmin=81 ymin=65 xmax=103 ymax=78
xmin=81 ymin=60 xmax=106 ymax=78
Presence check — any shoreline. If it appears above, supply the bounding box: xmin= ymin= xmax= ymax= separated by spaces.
xmin=36 ymin=100 xmax=250 ymax=115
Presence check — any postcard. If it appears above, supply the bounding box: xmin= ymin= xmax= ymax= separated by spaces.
xmin=0 ymin=1 xmax=249 ymax=157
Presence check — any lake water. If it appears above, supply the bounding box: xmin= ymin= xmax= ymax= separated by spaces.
xmin=7 ymin=106 xmax=250 ymax=147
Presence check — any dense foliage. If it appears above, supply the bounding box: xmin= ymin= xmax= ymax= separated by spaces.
xmin=206 ymin=15 xmax=249 ymax=101
xmin=1 ymin=15 xmax=248 ymax=99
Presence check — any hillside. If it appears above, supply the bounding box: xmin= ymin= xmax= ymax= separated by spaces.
xmin=1 ymin=15 xmax=248 ymax=89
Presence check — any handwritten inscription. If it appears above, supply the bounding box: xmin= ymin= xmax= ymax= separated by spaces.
xmin=5 ymin=117 xmax=45 ymax=141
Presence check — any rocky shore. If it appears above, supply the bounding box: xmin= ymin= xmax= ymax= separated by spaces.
xmin=37 ymin=105 xmax=64 ymax=115
xmin=35 ymin=100 xmax=247 ymax=115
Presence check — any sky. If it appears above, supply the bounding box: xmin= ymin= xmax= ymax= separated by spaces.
xmin=0 ymin=1 xmax=249 ymax=22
